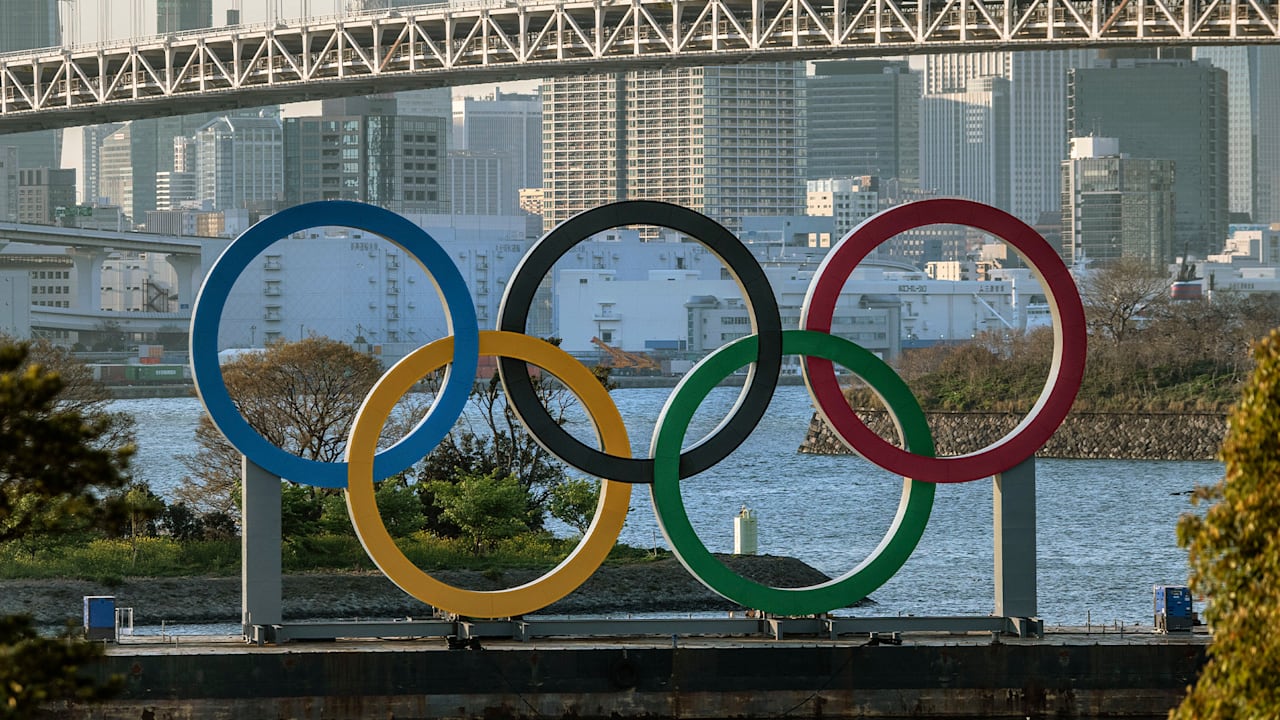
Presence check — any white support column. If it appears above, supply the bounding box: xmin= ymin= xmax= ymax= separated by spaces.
xmin=164 ymin=253 xmax=201 ymax=312
xmin=994 ymin=455 xmax=1038 ymax=633
xmin=241 ymin=456 xmax=282 ymax=642
xmin=67 ymin=247 xmax=106 ymax=312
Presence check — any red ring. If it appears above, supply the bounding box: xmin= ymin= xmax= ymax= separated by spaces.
xmin=801 ymin=198 xmax=1086 ymax=483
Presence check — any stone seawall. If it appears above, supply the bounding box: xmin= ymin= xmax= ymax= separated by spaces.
xmin=800 ymin=411 xmax=1227 ymax=461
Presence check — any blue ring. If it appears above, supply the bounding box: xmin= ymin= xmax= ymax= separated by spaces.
xmin=189 ymin=201 xmax=479 ymax=488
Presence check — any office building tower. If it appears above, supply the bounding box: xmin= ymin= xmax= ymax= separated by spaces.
xmin=920 ymin=76 xmax=1011 ymax=212
xmin=453 ymin=89 xmax=542 ymax=190
xmin=156 ymin=171 xmax=197 ymax=211
xmin=157 ymin=0 xmax=213 ymax=33
xmin=1194 ymin=46 xmax=1280 ymax=223
xmin=395 ymin=88 xmax=452 ymax=123
xmin=806 ymin=176 xmax=880 ymax=238
xmin=449 ymin=152 xmax=518 ymax=216
xmin=17 ymin=168 xmax=75 ymax=224
xmin=81 ymin=123 xmax=122 ymax=205
xmin=1068 ymin=57 xmax=1229 ymax=259
xmin=97 ymin=125 xmax=134 ymax=220
xmin=194 ymin=115 xmax=284 ymax=212
xmin=1061 ymin=136 xmax=1175 ymax=264
xmin=173 ymin=136 xmax=197 ymax=173
xmin=283 ymin=97 xmax=448 ymax=213
xmin=0 ymin=0 xmax=61 ymax=170
xmin=1256 ymin=50 xmax=1280 ymax=224
xmin=924 ymin=50 xmax=1097 ymax=223
xmin=0 ymin=148 xmax=17 ymax=222
xmin=93 ymin=111 xmax=250 ymax=222
xmin=806 ymin=60 xmax=919 ymax=189
xmin=543 ymin=64 xmax=805 ymax=232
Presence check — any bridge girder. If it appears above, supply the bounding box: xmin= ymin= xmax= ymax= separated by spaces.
xmin=1 ymin=0 xmax=1277 ymax=133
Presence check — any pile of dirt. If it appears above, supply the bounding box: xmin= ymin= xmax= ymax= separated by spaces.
xmin=1 ymin=555 xmax=859 ymax=626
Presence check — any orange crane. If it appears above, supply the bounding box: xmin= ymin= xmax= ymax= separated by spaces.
xmin=590 ymin=337 xmax=662 ymax=375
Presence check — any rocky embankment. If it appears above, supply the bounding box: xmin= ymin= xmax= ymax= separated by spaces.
xmin=800 ymin=410 xmax=1227 ymax=460
xmin=1 ymin=555 xmax=839 ymax=627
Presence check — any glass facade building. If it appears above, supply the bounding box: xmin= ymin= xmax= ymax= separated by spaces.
xmin=1068 ymin=57 xmax=1229 ymax=259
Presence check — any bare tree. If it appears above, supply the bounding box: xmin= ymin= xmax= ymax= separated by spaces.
xmin=177 ymin=337 xmax=385 ymax=517
xmin=1080 ymin=256 xmax=1172 ymax=344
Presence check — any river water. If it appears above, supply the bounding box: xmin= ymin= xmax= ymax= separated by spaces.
xmin=111 ymin=386 xmax=1220 ymax=627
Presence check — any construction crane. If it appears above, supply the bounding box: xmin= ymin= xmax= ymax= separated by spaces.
xmin=590 ymin=337 xmax=662 ymax=376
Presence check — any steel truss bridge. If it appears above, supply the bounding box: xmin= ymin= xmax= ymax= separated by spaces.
xmin=2 ymin=0 xmax=1278 ymax=133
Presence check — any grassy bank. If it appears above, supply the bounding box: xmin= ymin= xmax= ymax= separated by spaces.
xmin=0 ymin=533 xmax=665 ymax=584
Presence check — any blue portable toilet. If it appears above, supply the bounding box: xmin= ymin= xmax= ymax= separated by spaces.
xmin=1154 ymin=585 xmax=1193 ymax=632
xmin=83 ymin=596 xmax=116 ymax=641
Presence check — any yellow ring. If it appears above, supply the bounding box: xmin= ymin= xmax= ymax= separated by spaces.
xmin=345 ymin=330 xmax=632 ymax=618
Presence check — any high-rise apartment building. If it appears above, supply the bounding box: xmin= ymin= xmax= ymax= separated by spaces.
xmin=920 ymin=76 xmax=1011 ymax=211
xmin=1061 ymin=136 xmax=1175 ymax=264
xmin=17 ymin=168 xmax=75 ymax=224
xmin=806 ymin=60 xmax=920 ymax=190
xmin=453 ymin=90 xmax=542 ymax=190
xmin=924 ymin=50 xmax=1097 ymax=223
xmin=1193 ymin=46 xmax=1280 ymax=224
xmin=157 ymin=0 xmax=213 ymax=33
xmin=542 ymin=64 xmax=806 ymax=232
xmin=1 ymin=0 xmax=61 ymax=171
xmin=1068 ymin=57 xmax=1229 ymax=259
xmin=283 ymin=97 xmax=448 ymax=213
xmin=195 ymin=115 xmax=284 ymax=212
xmin=542 ymin=74 xmax=625 ymax=229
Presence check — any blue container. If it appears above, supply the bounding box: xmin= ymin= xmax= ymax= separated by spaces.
xmin=83 ymin=596 xmax=116 ymax=641
xmin=1154 ymin=586 xmax=1193 ymax=632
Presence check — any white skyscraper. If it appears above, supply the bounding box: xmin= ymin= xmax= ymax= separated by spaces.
xmin=920 ymin=76 xmax=1010 ymax=211
xmin=453 ymin=89 xmax=542 ymax=191
xmin=924 ymin=50 xmax=1097 ymax=223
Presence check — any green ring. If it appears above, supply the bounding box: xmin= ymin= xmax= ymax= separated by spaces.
xmin=649 ymin=330 xmax=936 ymax=616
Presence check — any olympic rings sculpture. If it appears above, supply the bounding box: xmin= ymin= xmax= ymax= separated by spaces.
xmin=190 ymin=198 xmax=1086 ymax=619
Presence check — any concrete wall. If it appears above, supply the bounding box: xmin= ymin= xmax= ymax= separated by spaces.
xmin=54 ymin=641 xmax=1205 ymax=719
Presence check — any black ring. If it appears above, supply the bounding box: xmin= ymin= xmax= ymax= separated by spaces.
xmin=496 ymin=200 xmax=782 ymax=484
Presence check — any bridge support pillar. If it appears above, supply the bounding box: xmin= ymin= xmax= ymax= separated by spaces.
xmin=994 ymin=456 xmax=1038 ymax=634
xmin=242 ymin=456 xmax=282 ymax=642
xmin=165 ymin=253 xmax=201 ymax=312
xmin=68 ymin=247 xmax=106 ymax=312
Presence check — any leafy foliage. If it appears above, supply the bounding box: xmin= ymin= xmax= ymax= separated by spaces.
xmin=548 ymin=477 xmax=602 ymax=535
xmin=426 ymin=471 xmax=532 ymax=555
xmin=0 ymin=341 xmax=133 ymax=716
xmin=409 ymin=370 xmax=578 ymax=534
xmin=1173 ymin=329 xmax=1280 ymax=718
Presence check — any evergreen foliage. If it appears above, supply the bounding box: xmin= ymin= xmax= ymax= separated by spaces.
xmin=0 ymin=341 xmax=133 ymax=717
xmin=1173 ymin=329 xmax=1280 ymax=718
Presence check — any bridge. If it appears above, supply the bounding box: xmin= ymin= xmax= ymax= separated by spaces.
xmin=1 ymin=0 xmax=1278 ymax=134
xmin=0 ymin=222 xmax=203 ymax=333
